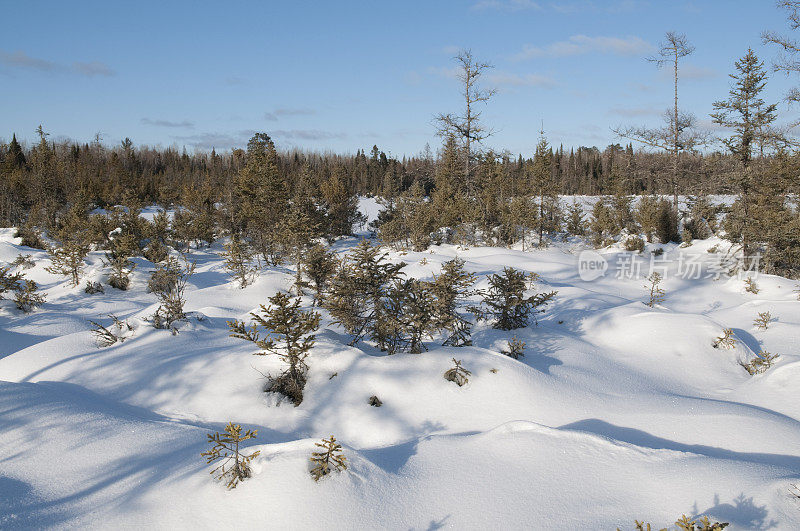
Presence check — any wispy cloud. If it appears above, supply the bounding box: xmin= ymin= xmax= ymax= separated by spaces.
xmin=0 ymin=49 xmax=115 ymax=77
xmin=680 ymin=64 xmax=719 ymax=80
xmin=225 ymin=76 xmax=247 ymax=85
xmin=72 ymin=61 xmax=115 ymax=77
xmin=513 ymin=35 xmax=652 ymax=61
xmin=263 ymin=108 xmax=316 ymax=121
xmin=141 ymin=118 xmax=195 ymax=128
xmin=272 ymin=129 xmax=346 ymax=140
xmin=471 ymin=0 xmax=541 ymax=11
xmin=488 ymin=72 xmax=556 ymax=88
xmin=0 ymin=50 xmax=58 ymax=71
xmin=172 ymin=130 xmax=256 ymax=150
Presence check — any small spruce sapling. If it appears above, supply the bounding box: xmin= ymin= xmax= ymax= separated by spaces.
xmin=712 ymin=328 xmax=737 ymax=349
xmin=228 ymin=292 xmax=320 ymax=406
xmin=753 ymin=311 xmax=773 ymax=330
xmin=105 ymin=231 xmax=137 ymax=290
xmin=221 ymin=237 xmax=257 ymax=288
xmin=201 ymin=422 xmax=261 ymax=489
xmin=741 ymin=351 xmax=779 ymax=375
xmin=501 ymin=335 xmax=526 ymax=359
xmin=473 ymin=267 xmax=556 ymax=330
xmin=443 ymin=358 xmax=471 ymax=387
xmin=11 ymin=254 xmax=35 ymax=270
xmin=744 ymin=277 xmax=760 ymax=294
xmin=310 ymin=435 xmax=347 ymax=481
xmin=645 ymin=272 xmax=665 ymax=308
xmin=298 ymin=243 xmax=338 ymax=305
xmin=89 ymin=315 xmax=133 ymax=347
xmin=150 ymin=255 xmax=195 ymax=330
xmin=84 ymin=281 xmax=105 ymax=294
xmin=13 ymin=279 xmax=46 ymax=312
xmin=431 ymin=258 xmax=476 ymax=346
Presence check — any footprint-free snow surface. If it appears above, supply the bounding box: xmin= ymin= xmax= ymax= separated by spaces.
xmin=2 ymin=214 xmax=800 ymax=529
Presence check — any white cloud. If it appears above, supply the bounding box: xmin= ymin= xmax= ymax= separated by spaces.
xmin=488 ymin=72 xmax=556 ymax=88
xmin=471 ymin=0 xmax=542 ymax=11
xmin=513 ymin=35 xmax=652 ymax=61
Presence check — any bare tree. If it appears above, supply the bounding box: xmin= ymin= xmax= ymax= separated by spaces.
xmin=434 ymin=49 xmax=497 ymax=190
xmin=763 ymin=1 xmax=800 ymax=104
xmin=613 ymin=32 xmax=704 ymax=211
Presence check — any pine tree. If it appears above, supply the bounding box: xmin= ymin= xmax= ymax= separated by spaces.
xmin=235 ymin=133 xmax=287 ymax=264
xmin=221 ymin=236 xmax=257 ymax=288
xmin=712 ymin=49 xmax=785 ymax=270
xmin=12 ymin=279 xmax=46 ymax=312
xmin=150 ymin=255 xmax=195 ymax=330
xmin=474 ymin=268 xmax=557 ymax=330
xmin=431 ymin=258 xmax=476 ymax=346
xmin=528 ymin=134 xmax=560 ymax=246
xmin=320 ymin=169 xmax=362 ymax=240
xmin=105 ymin=231 xmax=137 ymax=290
xmin=324 ymin=240 xmax=405 ymax=347
xmin=309 ymin=435 xmax=347 ymax=481
xmin=298 ymin=243 xmax=338 ymax=305
xmin=201 ymin=422 xmax=261 ymax=489
xmin=228 ymin=292 xmax=320 ymax=405
xmin=645 ymin=272 xmax=665 ymax=307
xmin=45 ymin=206 xmax=91 ymax=287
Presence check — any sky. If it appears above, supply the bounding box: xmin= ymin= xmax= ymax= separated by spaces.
xmin=2 ymin=0 xmax=799 ymax=158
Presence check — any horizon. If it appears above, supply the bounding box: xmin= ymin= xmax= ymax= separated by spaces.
xmin=3 ymin=0 xmax=800 ymax=157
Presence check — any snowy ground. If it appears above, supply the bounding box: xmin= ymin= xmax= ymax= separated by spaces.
xmin=1 ymin=199 xmax=799 ymax=529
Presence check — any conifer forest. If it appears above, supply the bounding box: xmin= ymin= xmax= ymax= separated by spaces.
xmin=2 ymin=1 xmax=800 ymax=529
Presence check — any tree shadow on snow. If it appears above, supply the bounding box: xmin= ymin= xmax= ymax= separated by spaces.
xmin=558 ymin=418 xmax=800 ymax=470
xmin=690 ymin=493 xmax=778 ymax=530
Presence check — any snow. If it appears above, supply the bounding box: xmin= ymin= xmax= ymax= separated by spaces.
xmin=1 ymin=200 xmax=799 ymax=529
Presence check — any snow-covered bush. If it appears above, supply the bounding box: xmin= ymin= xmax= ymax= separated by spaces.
xmin=443 ymin=358 xmax=471 ymax=387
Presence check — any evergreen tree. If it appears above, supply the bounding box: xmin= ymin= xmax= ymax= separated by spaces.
xmin=528 ymin=135 xmax=560 ymax=246
xmin=221 ymin=236 xmax=257 ymax=288
xmin=324 ymin=240 xmax=405 ymax=348
xmin=201 ymin=422 xmax=261 ymax=489
xmin=228 ymin=292 xmax=320 ymax=405
xmin=474 ymin=268 xmax=557 ymax=330
xmin=105 ymin=231 xmax=137 ymax=290
xmin=298 ymin=243 xmax=338 ymax=305
xmin=45 ymin=206 xmax=91 ymax=287
xmin=431 ymin=258 xmax=476 ymax=346
xmin=320 ymin=169 xmax=362 ymax=240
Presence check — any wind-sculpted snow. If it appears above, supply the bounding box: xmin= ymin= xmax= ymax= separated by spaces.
xmin=1 ymin=215 xmax=799 ymax=528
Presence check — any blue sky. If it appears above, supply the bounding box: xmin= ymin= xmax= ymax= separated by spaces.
xmin=1 ymin=0 xmax=798 ymax=157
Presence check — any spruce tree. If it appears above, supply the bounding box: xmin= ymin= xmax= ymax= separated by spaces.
xmin=324 ymin=240 xmax=405 ymax=348
xmin=431 ymin=258 xmax=476 ymax=346
xmin=228 ymin=292 xmax=320 ymax=405
xmin=221 ymin=236 xmax=257 ymax=288
xmin=298 ymin=243 xmax=338 ymax=305
xmin=45 ymin=206 xmax=91 ymax=287
xmin=474 ymin=268 xmax=557 ymax=330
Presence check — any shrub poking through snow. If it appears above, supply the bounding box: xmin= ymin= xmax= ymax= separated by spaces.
xmin=84 ymin=281 xmax=105 ymax=294
xmin=753 ymin=311 xmax=773 ymax=330
xmin=221 ymin=237 xmax=257 ymax=289
xmin=625 ymin=236 xmax=645 ymax=252
xmin=150 ymin=256 xmax=195 ymax=330
xmin=228 ymin=292 xmax=320 ymax=406
xmin=201 ymin=422 xmax=260 ymax=490
xmin=104 ymin=231 xmax=137 ymax=290
xmin=13 ymin=279 xmax=45 ymax=312
xmin=473 ymin=267 xmax=556 ymax=330
xmin=310 ymin=435 xmax=347 ymax=481
xmin=298 ymin=243 xmax=338 ymax=305
xmin=0 ymin=265 xmax=23 ymax=297
xmin=431 ymin=258 xmax=476 ymax=347
xmin=501 ymin=335 xmax=526 ymax=359
xmin=369 ymin=395 xmax=382 ymax=407
xmin=89 ymin=315 xmax=133 ymax=347
xmin=645 ymin=272 xmax=665 ymax=308
xmin=744 ymin=277 xmax=760 ymax=294
xmin=11 ymin=254 xmax=35 ymax=270
xmin=444 ymin=358 xmax=471 ymax=387
xmin=712 ymin=328 xmax=737 ymax=349
xmin=622 ymin=515 xmax=729 ymax=531
xmin=741 ymin=351 xmax=779 ymax=375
